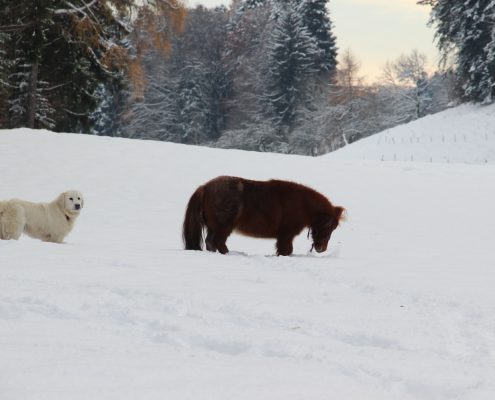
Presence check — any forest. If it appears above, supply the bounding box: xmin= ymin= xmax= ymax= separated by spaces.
xmin=1 ymin=0 xmax=494 ymax=155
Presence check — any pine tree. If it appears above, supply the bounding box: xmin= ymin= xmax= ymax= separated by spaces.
xmin=298 ymin=0 xmax=338 ymax=76
xmin=122 ymin=5 xmax=228 ymax=143
xmin=453 ymin=0 xmax=494 ymax=103
xmin=120 ymin=58 xmax=181 ymax=142
xmin=176 ymin=61 xmax=212 ymax=144
xmin=238 ymin=0 xmax=267 ymax=11
xmin=0 ymin=0 xmax=186 ymax=131
xmin=173 ymin=6 xmax=230 ymax=141
xmin=224 ymin=0 xmax=273 ymax=129
xmin=264 ymin=3 xmax=319 ymax=128
xmin=0 ymin=31 xmax=11 ymax=127
xmin=91 ymin=81 xmax=127 ymax=137
xmin=420 ymin=0 xmax=495 ymax=103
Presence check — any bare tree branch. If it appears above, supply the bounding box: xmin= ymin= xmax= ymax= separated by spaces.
xmin=53 ymin=0 xmax=99 ymax=16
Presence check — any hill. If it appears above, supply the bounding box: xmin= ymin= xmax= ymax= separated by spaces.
xmin=328 ymin=103 xmax=495 ymax=164
xmin=0 ymin=120 xmax=494 ymax=399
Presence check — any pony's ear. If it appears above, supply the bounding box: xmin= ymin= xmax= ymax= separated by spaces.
xmin=334 ymin=206 xmax=347 ymax=223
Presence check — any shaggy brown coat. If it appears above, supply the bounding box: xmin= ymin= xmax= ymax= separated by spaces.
xmin=183 ymin=176 xmax=345 ymax=256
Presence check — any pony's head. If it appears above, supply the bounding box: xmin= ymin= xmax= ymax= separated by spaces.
xmin=310 ymin=206 xmax=346 ymax=253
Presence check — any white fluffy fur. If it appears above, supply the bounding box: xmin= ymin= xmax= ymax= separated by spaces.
xmin=0 ymin=190 xmax=83 ymax=243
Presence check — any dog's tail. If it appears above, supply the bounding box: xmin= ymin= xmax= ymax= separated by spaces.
xmin=182 ymin=186 xmax=205 ymax=250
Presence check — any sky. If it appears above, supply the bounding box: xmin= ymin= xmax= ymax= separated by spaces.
xmin=186 ymin=0 xmax=439 ymax=83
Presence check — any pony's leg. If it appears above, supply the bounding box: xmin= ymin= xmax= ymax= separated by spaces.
xmin=212 ymin=199 xmax=239 ymax=254
xmin=276 ymin=234 xmax=295 ymax=256
xmin=205 ymin=229 xmax=217 ymax=252
xmin=213 ymin=227 xmax=233 ymax=254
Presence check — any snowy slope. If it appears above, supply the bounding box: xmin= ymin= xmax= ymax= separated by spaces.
xmin=328 ymin=103 xmax=495 ymax=164
xmin=1 ymin=125 xmax=495 ymax=400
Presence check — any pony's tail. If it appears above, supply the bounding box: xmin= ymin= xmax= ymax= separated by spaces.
xmin=182 ymin=186 xmax=205 ymax=250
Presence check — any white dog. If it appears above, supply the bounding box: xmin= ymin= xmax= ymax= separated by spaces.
xmin=0 ymin=190 xmax=84 ymax=243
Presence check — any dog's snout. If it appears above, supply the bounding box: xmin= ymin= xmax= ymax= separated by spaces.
xmin=75 ymin=204 xmax=81 ymax=210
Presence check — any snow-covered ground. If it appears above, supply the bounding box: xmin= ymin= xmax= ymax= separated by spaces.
xmin=329 ymin=103 xmax=495 ymax=164
xmin=1 ymin=106 xmax=495 ymax=400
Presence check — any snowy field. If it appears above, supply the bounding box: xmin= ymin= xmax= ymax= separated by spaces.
xmin=330 ymin=103 xmax=495 ymax=164
xmin=1 ymin=105 xmax=495 ymax=400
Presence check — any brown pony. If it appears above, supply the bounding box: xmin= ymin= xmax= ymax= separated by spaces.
xmin=183 ymin=176 xmax=345 ymax=256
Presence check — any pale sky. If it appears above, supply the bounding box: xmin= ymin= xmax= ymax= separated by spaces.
xmin=186 ymin=0 xmax=439 ymax=83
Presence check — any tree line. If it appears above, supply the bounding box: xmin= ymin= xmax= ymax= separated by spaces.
xmin=1 ymin=0 xmax=493 ymax=155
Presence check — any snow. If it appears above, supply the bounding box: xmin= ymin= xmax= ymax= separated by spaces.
xmin=1 ymin=106 xmax=495 ymax=400
xmin=328 ymin=103 xmax=495 ymax=164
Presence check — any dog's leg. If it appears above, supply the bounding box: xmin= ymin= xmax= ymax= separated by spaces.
xmin=0 ymin=204 xmax=24 ymax=240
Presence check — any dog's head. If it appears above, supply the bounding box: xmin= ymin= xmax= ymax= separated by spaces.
xmin=57 ymin=190 xmax=84 ymax=215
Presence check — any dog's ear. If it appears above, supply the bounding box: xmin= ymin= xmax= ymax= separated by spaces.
xmin=57 ymin=192 xmax=66 ymax=210
xmin=80 ymin=193 xmax=84 ymax=209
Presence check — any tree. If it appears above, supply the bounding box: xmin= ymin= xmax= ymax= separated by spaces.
xmin=90 ymin=80 xmax=128 ymax=137
xmin=0 ymin=0 xmax=186 ymax=131
xmin=298 ymin=0 xmax=338 ymax=77
xmin=121 ymin=60 xmax=180 ymax=141
xmin=327 ymin=49 xmax=370 ymax=145
xmin=0 ymin=31 xmax=12 ymax=127
xmin=224 ymin=0 xmax=273 ymax=129
xmin=419 ymin=0 xmax=495 ymax=103
xmin=122 ymin=5 xmax=229 ymax=143
xmin=175 ymin=61 xmax=213 ymax=144
xmin=263 ymin=2 xmax=319 ymax=129
xmin=334 ymin=49 xmax=363 ymax=103
xmin=428 ymin=69 xmax=457 ymax=112
xmin=381 ymin=50 xmax=433 ymax=119
xmin=174 ymin=6 xmax=230 ymax=142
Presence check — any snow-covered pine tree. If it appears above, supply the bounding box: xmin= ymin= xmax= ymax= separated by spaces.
xmin=428 ymin=70 xmax=456 ymax=112
xmin=224 ymin=0 xmax=273 ymax=130
xmin=0 ymin=0 xmax=186 ymax=131
xmin=238 ymin=0 xmax=267 ymax=11
xmin=173 ymin=6 xmax=230 ymax=142
xmin=451 ymin=0 xmax=494 ymax=103
xmin=0 ymin=31 xmax=11 ymax=127
xmin=0 ymin=0 xmax=120 ymax=130
xmin=464 ymin=0 xmax=495 ymax=103
xmin=122 ymin=5 xmax=228 ymax=143
xmin=0 ymin=32 xmax=8 ymax=81
xmin=263 ymin=2 xmax=319 ymax=129
xmin=420 ymin=0 xmax=495 ymax=103
xmin=91 ymin=80 xmax=128 ymax=137
xmin=1 ymin=1 xmax=53 ymax=129
xmin=175 ymin=61 xmax=211 ymax=144
xmin=122 ymin=76 xmax=180 ymax=141
xmin=297 ymin=0 xmax=338 ymax=76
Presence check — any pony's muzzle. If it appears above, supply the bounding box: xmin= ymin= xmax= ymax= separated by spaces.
xmin=314 ymin=244 xmax=327 ymax=253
